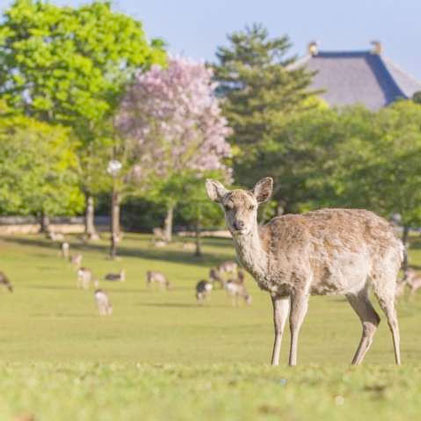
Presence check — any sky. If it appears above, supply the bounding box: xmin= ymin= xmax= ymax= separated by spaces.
xmin=2 ymin=0 xmax=421 ymax=79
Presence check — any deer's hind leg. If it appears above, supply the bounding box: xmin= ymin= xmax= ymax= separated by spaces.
xmin=373 ymin=285 xmax=401 ymax=365
xmin=346 ymin=287 xmax=380 ymax=365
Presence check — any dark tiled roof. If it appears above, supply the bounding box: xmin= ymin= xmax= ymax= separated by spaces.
xmin=295 ymin=50 xmax=421 ymax=110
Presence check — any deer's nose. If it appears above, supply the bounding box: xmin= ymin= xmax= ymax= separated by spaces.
xmin=234 ymin=221 xmax=245 ymax=230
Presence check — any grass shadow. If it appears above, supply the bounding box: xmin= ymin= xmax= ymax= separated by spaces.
xmin=27 ymin=285 xmax=76 ymax=291
xmin=1 ymin=235 xmax=235 ymax=268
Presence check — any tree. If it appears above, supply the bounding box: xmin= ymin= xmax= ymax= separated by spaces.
xmin=177 ymin=171 xmax=226 ymax=256
xmin=0 ymin=112 xmax=83 ymax=222
xmin=284 ymin=101 xmax=421 ymax=271
xmin=116 ymin=57 xmax=232 ymax=242
xmin=213 ymin=23 xmax=317 ymax=190
xmin=329 ymin=102 xmax=421 ymax=271
xmin=0 ymin=0 xmax=166 ymax=238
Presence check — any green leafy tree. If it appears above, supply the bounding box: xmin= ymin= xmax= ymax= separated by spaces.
xmin=329 ymin=102 xmax=421 ymax=270
xmin=0 ymin=112 xmax=83 ymax=223
xmin=0 ymin=0 xmax=166 ymax=238
xmin=177 ymin=171 xmax=226 ymax=256
xmin=213 ymin=23 xmax=317 ymax=190
xmin=285 ymin=102 xmax=421 ymax=271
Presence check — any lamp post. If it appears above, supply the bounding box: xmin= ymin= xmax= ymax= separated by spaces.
xmin=107 ymin=159 xmax=122 ymax=259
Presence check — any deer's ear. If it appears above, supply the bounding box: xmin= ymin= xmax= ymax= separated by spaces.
xmin=205 ymin=179 xmax=228 ymax=203
xmin=252 ymin=177 xmax=273 ymax=203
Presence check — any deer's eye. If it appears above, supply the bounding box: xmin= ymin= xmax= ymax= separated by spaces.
xmin=248 ymin=204 xmax=255 ymax=211
xmin=225 ymin=202 xmax=233 ymax=210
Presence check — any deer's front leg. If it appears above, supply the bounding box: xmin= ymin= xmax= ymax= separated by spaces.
xmin=271 ymin=295 xmax=290 ymax=366
xmin=288 ymin=292 xmax=309 ymax=366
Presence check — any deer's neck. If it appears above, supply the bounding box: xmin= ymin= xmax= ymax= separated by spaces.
xmin=232 ymin=225 xmax=268 ymax=281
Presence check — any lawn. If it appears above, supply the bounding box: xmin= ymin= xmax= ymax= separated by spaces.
xmin=0 ymin=233 xmax=420 ymax=420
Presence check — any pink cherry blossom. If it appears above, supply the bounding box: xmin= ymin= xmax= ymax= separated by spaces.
xmin=116 ymin=57 xmax=231 ymax=179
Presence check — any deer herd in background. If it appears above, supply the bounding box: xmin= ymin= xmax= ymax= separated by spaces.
xmin=65 ymin=237 xmax=252 ymax=314
xmin=1 ymin=230 xmax=421 ymax=310
xmin=0 ymin=232 xmax=254 ymax=315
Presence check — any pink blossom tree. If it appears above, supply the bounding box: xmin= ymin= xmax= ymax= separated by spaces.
xmin=116 ymin=57 xmax=232 ymax=241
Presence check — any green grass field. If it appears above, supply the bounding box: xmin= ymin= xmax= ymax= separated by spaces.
xmin=0 ymin=233 xmax=420 ymax=420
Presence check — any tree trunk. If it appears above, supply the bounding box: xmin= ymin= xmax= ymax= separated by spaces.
xmin=39 ymin=212 xmax=50 ymax=233
xmin=110 ymin=187 xmax=121 ymax=259
xmin=194 ymin=219 xmax=202 ymax=257
xmin=402 ymin=225 xmax=410 ymax=275
xmin=164 ymin=203 xmax=174 ymax=242
xmin=85 ymin=194 xmax=99 ymax=241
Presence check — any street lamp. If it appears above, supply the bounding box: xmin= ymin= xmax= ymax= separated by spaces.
xmin=108 ymin=159 xmax=122 ymax=259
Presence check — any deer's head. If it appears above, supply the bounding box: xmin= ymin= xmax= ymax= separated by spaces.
xmin=205 ymin=177 xmax=273 ymax=236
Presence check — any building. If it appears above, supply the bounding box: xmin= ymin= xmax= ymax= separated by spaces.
xmin=294 ymin=41 xmax=421 ymax=110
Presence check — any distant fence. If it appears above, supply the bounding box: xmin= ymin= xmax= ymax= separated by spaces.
xmin=0 ymin=216 xmax=110 ymax=235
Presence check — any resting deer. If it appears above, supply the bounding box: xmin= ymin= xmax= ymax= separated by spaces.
xmin=146 ymin=271 xmax=171 ymax=289
xmin=0 ymin=271 xmax=13 ymax=292
xmin=104 ymin=269 xmax=125 ymax=282
xmin=195 ymin=280 xmax=213 ymax=303
xmin=206 ymin=177 xmax=403 ymax=366
xmin=94 ymin=289 xmax=113 ymax=315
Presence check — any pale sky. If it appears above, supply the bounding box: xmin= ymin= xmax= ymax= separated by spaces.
xmin=2 ymin=0 xmax=421 ymax=79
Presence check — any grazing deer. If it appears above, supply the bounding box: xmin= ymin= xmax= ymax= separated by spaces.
xmin=104 ymin=269 xmax=125 ymax=282
xmin=217 ymin=261 xmax=238 ymax=276
xmin=209 ymin=268 xmax=225 ymax=289
xmin=225 ymin=280 xmax=252 ymax=306
xmin=0 ymin=271 xmax=13 ymax=292
xmin=146 ymin=271 xmax=171 ymax=289
xmin=70 ymin=253 xmax=83 ymax=269
xmin=195 ymin=280 xmax=213 ymax=303
xmin=61 ymin=242 xmax=70 ymax=259
xmin=77 ymin=267 xmax=97 ymax=290
xmin=404 ymin=268 xmax=421 ymax=297
xmin=206 ymin=177 xmax=403 ymax=366
xmin=225 ymin=269 xmax=250 ymax=305
xmin=94 ymin=289 xmax=113 ymax=315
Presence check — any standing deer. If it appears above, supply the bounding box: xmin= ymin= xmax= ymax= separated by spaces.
xmin=94 ymin=289 xmax=113 ymax=315
xmin=60 ymin=242 xmax=70 ymax=259
xmin=77 ymin=267 xmax=97 ymax=290
xmin=206 ymin=177 xmax=403 ymax=366
xmin=195 ymin=280 xmax=213 ymax=303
